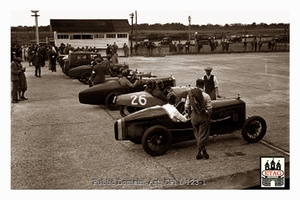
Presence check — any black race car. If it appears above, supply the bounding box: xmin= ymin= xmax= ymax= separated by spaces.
xmin=68 ymin=63 xmax=156 ymax=85
xmin=79 ymin=76 xmax=176 ymax=110
xmin=116 ymin=86 xmax=189 ymax=117
xmin=114 ymin=95 xmax=267 ymax=156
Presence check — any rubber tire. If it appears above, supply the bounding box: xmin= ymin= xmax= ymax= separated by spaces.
xmin=242 ymin=116 xmax=267 ymax=143
xmin=105 ymin=92 xmax=121 ymax=110
xmin=142 ymin=125 xmax=172 ymax=156
xmin=120 ymin=106 xmax=141 ymax=117
xmin=79 ymin=72 xmax=91 ymax=84
xmin=62 ymin=68 xmax=68 ymax=76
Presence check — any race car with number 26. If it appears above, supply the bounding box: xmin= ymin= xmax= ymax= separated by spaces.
xmin=79 ymin=76 xmax=176 ymax=110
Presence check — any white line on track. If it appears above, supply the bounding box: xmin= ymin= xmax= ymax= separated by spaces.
xmin=260 ymin=140 xmax=290 ymax=156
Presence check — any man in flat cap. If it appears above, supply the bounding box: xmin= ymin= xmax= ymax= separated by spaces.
xmin=202 ymin=67 xmax=221 ymax=100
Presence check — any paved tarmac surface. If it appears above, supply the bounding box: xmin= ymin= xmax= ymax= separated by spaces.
xmin=10 ymin=52 xmax=290 ymax=190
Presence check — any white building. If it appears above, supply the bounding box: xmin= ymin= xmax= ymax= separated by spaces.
xmin=50 ymin=19 xmax=130 ymax=51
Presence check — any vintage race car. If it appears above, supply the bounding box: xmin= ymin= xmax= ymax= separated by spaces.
xmin=114 ymin=96 xmax=267 ymax=156
xmin=116 ymin=86 xmax=189 ymax=117
xmin=78 ymin=76 xmax=176 ymax=110
xmin=68 ymin=64 xmax=94 ymax=83
xmin=68 ymin=63 xmax=119 ymax=84
xmin=68 ymin=63 xmax=156 ymax=84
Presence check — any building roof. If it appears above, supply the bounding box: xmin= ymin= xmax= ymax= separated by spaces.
xmin=50 ymin=19 xmax=130 ymax=33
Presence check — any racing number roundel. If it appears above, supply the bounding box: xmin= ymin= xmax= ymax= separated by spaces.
xmin=131 ymin=95 xmax=147 ymax=106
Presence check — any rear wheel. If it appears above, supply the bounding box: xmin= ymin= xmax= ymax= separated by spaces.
xmin=105 ymin=92 xmax=121 ymax=110
xmin=242 ymin=116 xmax=267 ymax=143
xmin=142 ymin=125 xmax=172 ymax=156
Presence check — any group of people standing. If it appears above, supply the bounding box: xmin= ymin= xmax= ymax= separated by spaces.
xmin=10 ymin=43 xmax=60 ymax=103
xmin=30 ymin=44 xmax=58 ymax=78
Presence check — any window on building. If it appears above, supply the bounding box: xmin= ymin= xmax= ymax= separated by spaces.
xmin=94 ymin=34 xmax=105 ymax=38
xmin=70 ymin=35 xmax=82 ymax=40
xmin=69 ymin=34 xmax=93 ymax=40
xmin=106 ymin=34 xmax=116 ymax=38
xmin=117 ymin=34 xmax=128 ymax=38
xmin=82 ymin=34 xmax=93 ymax=39
xmin=57 ymin=34 xmax=69 ymax=39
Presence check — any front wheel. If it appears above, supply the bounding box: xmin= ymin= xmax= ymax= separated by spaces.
xmin=142 ymin=125 xmax=172 ymax=156
xmin=105 ymin=91 xmax=121 ymax=110
xmin=120 ymin=106 xmax=142 ymax=117
xmin=242 ymin=116 xmax=267 ymax=143
xmin=79 ymin=72 xmax=91 ymax=84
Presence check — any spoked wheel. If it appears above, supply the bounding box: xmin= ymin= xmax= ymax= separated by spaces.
xmin=120 ymin=106 xmax=142 ymax=117
xmin=105 ymin=92 xmax=121 ymax=110
xmin=242 ymin=116 xmax=267 ymax=143
xmin=79 ymin=72 xmax=91 ymax=84
xmin=142 ymin=125 xmax=172 ymax=156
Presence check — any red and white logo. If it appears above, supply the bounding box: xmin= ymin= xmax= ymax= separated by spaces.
xmin=260 ymin=157 xmax=285 ymax=187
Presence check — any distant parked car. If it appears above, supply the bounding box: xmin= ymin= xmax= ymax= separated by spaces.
xmin=160 ymin=37 xmax=172 ymax=45
xmin=62 ymin=52 xmax=102 ymax=75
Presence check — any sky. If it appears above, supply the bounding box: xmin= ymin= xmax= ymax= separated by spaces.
xmin=11 ymin=10 xmax=290 ymax=27
xmin=8 ymin=0 xmax=295 ymax=27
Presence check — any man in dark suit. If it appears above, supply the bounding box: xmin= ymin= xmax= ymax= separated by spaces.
xmin=34 ymin=46 xmax=45 ymax=77
xmin=88 ymin=58 xmax=108 ymax=87
xmin=11 ymin=57 xmax=23 ymax=103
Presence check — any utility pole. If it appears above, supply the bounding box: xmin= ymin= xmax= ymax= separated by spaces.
xmin=188 ymin=16 xmax=191 ymax=41
xmin=135 ymin=10 xmax=137 ymax=45
xmin=31 ymin=10 xmax=40 ymax=45
xmin=129 ymin=12 xmax=134 ymax=56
